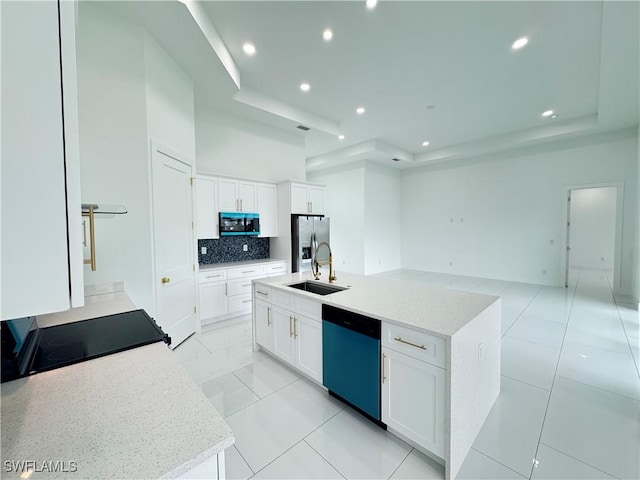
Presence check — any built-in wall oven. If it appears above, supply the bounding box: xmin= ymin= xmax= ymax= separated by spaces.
xmin=322 ymin=304 xmax=385 ymax=427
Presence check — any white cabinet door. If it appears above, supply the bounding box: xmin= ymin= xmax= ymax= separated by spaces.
xmin=257 ymin=183 xmax=277 ymax=237
xmin=290 ymin=183 xmax=310 ymax=214
xmin=199 ymin=282 xmax=227 ymax=320
xmin=295 ymin=315 xmax=322 ymax=383
xmin=308 ymin=186 xmax=324 ymax=214
xmin=382 ymin=347 xmax=446 ymax=459
xmin=254 ymin=300 xmax=273 ymax=352
xmin=272 ymin=307 xmax=296 ymax=366
xmin=195 ymin=177 xmax=218 ymax=239
xmin=218 ymin=178 xmax=239 ymax=212
xmin=238 ymin=181 xmax=257 ymax=212
xmin=1 ymin=0 xmax=81 ymax=319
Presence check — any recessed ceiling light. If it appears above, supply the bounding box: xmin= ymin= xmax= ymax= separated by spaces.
xmin=356 ymin=107 xmax=365 ymax=115
xmin=300 ymin=83 xmax=310 ymax=92
xmin=366 ymin=0 xmax=378 ymax=9
xmin=551 ymin=114 xmax=558 ymax=119
xmin=422 ymin=141 xmax=430 ymax=147
xmin=323 ymin=29 xmax=333 ymax=41
xmin=338 ymin=134 xmax=345 ymax=140
xmin=542 ymin=109 xmax=554 ymax=117
xmin=511 ymin=37 xmax=528 ymax=50
xmin=242 ymin=43 xmax=256 ymax=55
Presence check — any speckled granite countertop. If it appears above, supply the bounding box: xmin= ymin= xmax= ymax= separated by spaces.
xmin=199 ymin=258 xmax=286 ymax=270
xmin=1 ymin=293 xmax=234 ymax=479
xmin=254 ymin=272 xmax=499 ymax=338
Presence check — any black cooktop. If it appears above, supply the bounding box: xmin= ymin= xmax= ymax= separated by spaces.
xmin=1 ymin=310 xmax=170 ymax=383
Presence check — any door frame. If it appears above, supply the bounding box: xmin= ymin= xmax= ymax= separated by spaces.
xmin=562 ymin=181 xmax=624 ymax=291
xmin=148 ymin=140 xmax=198 ymax=337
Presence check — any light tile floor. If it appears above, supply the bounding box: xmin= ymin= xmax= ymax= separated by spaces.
xmin=174 ymin=268 xmax=639 ymax=480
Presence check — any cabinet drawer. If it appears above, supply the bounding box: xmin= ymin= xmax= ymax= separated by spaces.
xmin=272 ymin=289 xmax=295 ymax=310
xmin=296 ymin=297 xmax=321 ymax=320
xmin=199 ymin=269 xmax=227 ymax=284
xmin=267 ymin=262 xmax=286 ymax=275
xmin=228 ymin=293 xmax=253 ymax=313
xmin=228 ymin=278 xmax=254 ymax=296
xmin=228 ymin=265 xmax=266 ymax=279
xmin=254 ymin=284 xmax=271 ymax=301
xmin=382 ymin=323 xmax=446 ymax=369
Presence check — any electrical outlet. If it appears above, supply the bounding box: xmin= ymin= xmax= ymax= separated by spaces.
xmin=201 ymin=247 xmax=207 ymax=255
xmin=243 ymin=244 xmax=248 ymax=252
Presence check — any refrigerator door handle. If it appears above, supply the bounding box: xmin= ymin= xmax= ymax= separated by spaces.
xmin=310 ymin=232 xmax=317 ymax=274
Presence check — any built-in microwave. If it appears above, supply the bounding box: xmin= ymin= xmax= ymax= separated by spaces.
xmin=219 ymin=212 xmax=260 ymax=236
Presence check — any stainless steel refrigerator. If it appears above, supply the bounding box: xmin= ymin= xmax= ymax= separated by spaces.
xmin=291 ymin=215 xmax=330 ymax=273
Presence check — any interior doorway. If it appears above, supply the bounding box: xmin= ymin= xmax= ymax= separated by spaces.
xmin=565 ymin=185 xmax=622 ymax=288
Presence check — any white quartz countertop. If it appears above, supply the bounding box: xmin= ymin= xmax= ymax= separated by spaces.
xmin=255 ymin=272 xmax=499 ymax=338
xmin=1 ymin=293 xmax=234 ymax=479
xmin=199 ymin=258 xmax=286 ymax=270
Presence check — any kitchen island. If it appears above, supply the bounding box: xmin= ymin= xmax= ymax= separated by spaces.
xmin=252 ymin=271 xmax=501 ymax=480
xmin=1 ymin=291 xmax=234 ymax=479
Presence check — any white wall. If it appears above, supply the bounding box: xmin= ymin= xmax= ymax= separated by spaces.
xmin=309 ymin=164 xmax=366 ymax=274
xmin=77 ymin=4 xmax=196 ymax=315
xmin=309 ymin=161 xmax=402 ymax=276
xmin=144 ymin=33 xmax=196 ymax=163
xmin=569 ymin=187 xmax=617 ymax=270
xmin=401 ymin=129 xmax=638 ymax=295
xmin=77 ymin=3 xmax=154 ymax=313
xmin=195 ymin=104 xmax=305 ymax=182
xmin=364 ymin=164 xmax=402 ymax=275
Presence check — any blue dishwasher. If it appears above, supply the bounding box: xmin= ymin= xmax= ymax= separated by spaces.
xmin=322 ymin=304 xmax=384 ymax=426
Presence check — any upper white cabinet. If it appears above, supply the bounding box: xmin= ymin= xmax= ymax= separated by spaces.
xmin=290 ymin=182 xmax=324 ymax=215
xmin=257 ymin=183 xmax=277 ymax=237
xmin=1 ymin=0 xmax=84 ymax=319
xmin=218 ymin=178 xmax=257 ymax=213
xmin=195 ymin=177 xmax=218 ymax=239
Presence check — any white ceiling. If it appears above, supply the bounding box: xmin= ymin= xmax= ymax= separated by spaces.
xmin=96 ymin=1 xmax=639 ymax=172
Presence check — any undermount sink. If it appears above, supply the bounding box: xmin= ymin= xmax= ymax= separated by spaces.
xmin=288 ymin=281 xmax=347 ymax=296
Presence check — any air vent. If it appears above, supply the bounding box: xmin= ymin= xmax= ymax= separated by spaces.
xmin=297 ymin=125 xmax=310 ymax=131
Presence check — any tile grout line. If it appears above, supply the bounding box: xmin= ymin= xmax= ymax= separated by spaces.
xmin=469 ymin=447 xmax=528 ymax=479
xmin=526 ymin=267 xmax=581 ymax=480
xmin=385 ymin=447 xmax=415 ymax=480
xmin=552 ymin=374 xmax=640 ymax=404
xmin=302 ymin=438 xmax=349 ymax=480
xmin=501 ymin=285 xmax=547 ymax=339
xmin=537 ymin=441 xmax=621 ymax=479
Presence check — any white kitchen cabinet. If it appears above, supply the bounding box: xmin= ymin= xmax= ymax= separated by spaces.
xmin=295 ymin=314 xmax=323 ymax=381
xmin=1 ymin=0 xmax=84 ymax=319
xmin=290 ymin=182 xmax=324 ymax=214
xmin=382 ymin=346 xmax=446 ymax=459
xmin=199 ymin=282 xmax=227 ymax=320
xmin=218 ymin=178 xmax=257 ymax=213
xmin=267 ymin=261 xmax=287 ymax=277
xmin=195 ymin=177 xmax=218 ymax=239
xmin=272 ymin=306 xmax=296 ymax=365
xmin=255 ymin=288 xmax=323 ymax=383
xmin=257 ymin=183 xmax=278 ymax=237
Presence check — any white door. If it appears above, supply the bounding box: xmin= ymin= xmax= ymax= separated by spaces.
xmin=238 ymin=181 xmax=257 ymax=212
xmin=254 ymin=300 xmax=273 ymax=351
xmin=218 ymin=178 xmax=239 ymax=212
xmin=272 ymin=307 xmax=296 ymax=365
xmin=195 ymin=177 xmax=218 ymax=239
xmin=295 ymin=315 xmax=322 ymax=382
xmin=308 ymin=186 xmax=324 ymax=214
xmin=257 ymin=184 xmax=277 ymax=237
xmin=151 ymin=146 xmax=196 ymax=348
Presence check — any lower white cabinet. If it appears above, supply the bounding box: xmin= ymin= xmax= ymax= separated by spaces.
xmin=199 ymin=282 xmax=227 ymax=319
xmin=382 ymin=346 xmax=446 ymax=458
xmin=254 ymin=287 xmax=322 ymax=383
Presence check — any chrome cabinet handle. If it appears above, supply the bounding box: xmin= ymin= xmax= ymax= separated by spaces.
xmin=393 ymin=337 xmax=427 ymax=350
xmin=293 ymin=317 xmax=298 ymax=339
xmin=267 ymin=307 xmax=271 ymax=326
xmin=243 ymin=283 xmax=251 ymax=287
xmin=289 ymin=316 xmax=294 ymax=337
xmin=206 ymin=274 xmax=222 ymax=279
xmin=243 ymin=299 xmax=251 ymax=304
xmin=257 ymin=290 xmax=269 ymax=296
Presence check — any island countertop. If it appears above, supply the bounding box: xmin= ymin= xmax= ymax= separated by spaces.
xmin=1 ymin=293 xmax=234 ymax=479
xmin=254 ymin=271 xmax=500 ymax=338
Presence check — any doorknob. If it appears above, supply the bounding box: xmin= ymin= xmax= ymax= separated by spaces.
xmin=161 ymin=277 xmax=170 ymax=284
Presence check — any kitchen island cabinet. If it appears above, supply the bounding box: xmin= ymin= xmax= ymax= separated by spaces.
xmin=252 ymin=272 xmax=501 ymax=480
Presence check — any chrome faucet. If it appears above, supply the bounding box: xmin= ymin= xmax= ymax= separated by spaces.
xmin=312 ymin=242 xmax=337 ymax=283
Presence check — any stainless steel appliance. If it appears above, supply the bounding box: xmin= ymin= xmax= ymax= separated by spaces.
xmin=1 ymin=310 xmax=170 ymax=383
xmin=291 ymin=215 xmax=330 ymax=273
xmin=219 ymin=212 xmax=260 ymax=236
